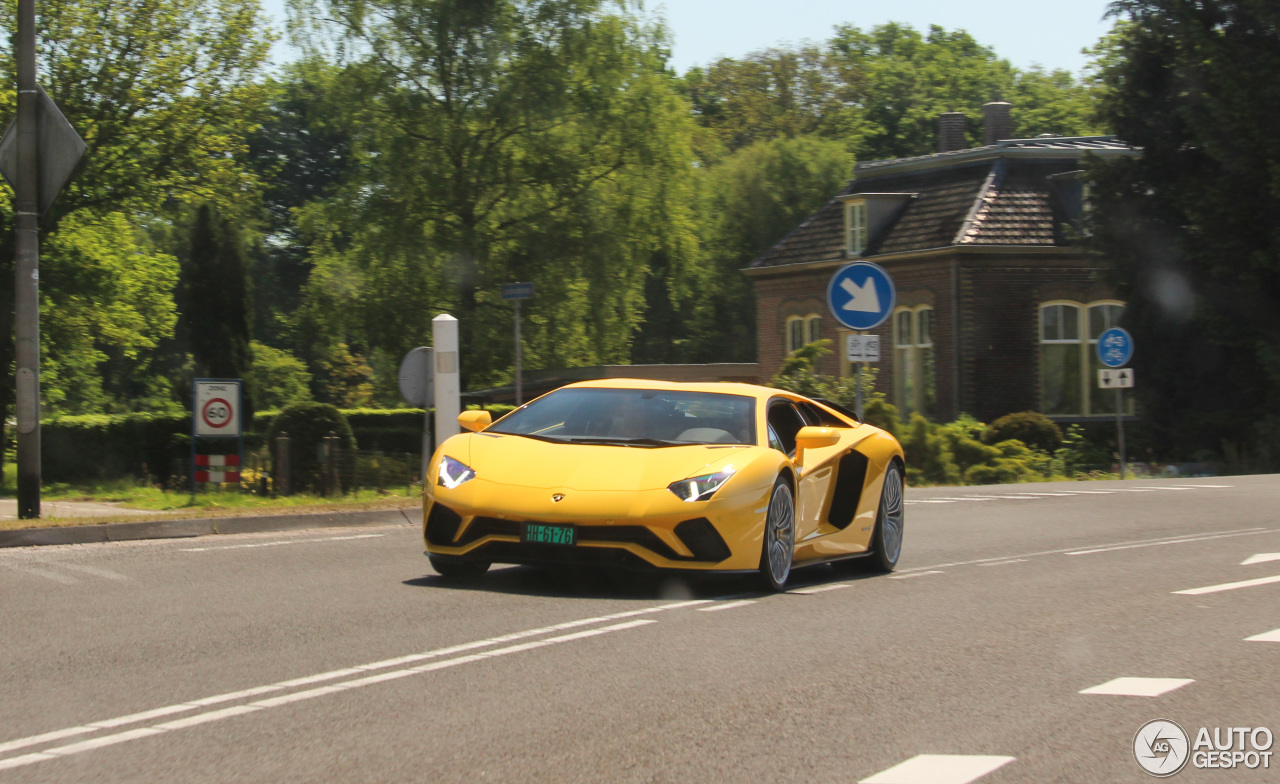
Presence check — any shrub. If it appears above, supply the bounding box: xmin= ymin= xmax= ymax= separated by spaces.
xmin=983 ymin=411 xmax=1063 ymax=453
xmin=267 ymin=402 xmax=357 ymax=494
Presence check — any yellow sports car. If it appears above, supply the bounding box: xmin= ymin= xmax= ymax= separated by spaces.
xmin=423 ymin=379 xmax=905 ymax=590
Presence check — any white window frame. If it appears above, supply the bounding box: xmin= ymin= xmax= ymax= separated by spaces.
xmin=1038 ymin=299 xmax=1128 ymax=417
xmin=845 ymin=200 xmax=867 ymax=256
xmin=785 ymin=313 xmax=822 ymax=354
xmin=893 ymin=305 xmax=934 ymax=416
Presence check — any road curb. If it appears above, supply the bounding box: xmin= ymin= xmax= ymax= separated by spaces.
xmin=0 ymin=507 xmax=423 ymax=549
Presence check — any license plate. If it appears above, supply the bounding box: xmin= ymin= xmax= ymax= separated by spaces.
xmin=523 ymin=523 xmax=576 ymax=546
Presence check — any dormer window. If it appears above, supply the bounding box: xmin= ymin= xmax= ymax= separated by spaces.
xmin=845 ymin=200 xmax=867 ymax=256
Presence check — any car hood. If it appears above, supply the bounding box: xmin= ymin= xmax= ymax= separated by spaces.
xmin=458 ymin=432 xmax=748 ymax=491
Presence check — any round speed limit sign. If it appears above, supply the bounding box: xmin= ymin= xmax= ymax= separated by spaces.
xmin=202 ymin=398 xmax=233 ymax=429
xmin=194 ymin=381 xmax=242 ymax=437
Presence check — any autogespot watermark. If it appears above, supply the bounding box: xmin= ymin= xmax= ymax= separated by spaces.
xmin=1134 ymin=719 xmax=1274 ymax=777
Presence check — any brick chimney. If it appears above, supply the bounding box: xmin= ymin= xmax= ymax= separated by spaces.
xmin=938 ymin=112 xmax=967 ymax=153
xmin=983 ymin=101 xmax=1014 ymax=146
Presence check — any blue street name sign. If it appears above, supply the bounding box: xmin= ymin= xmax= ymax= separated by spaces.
xmin=826 ymin=261 xmax=896 ymax=331
xmin=501 ymin=282 xmax=534 ymax=300
xmin=1097 ymin=327 xmax=1134 ymax=368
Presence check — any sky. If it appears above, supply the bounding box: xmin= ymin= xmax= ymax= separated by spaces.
xmin=260 ymin=0 xmax=1117 ymax=77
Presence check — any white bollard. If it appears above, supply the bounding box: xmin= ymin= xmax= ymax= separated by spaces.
xmin=433 ymin=314 xmax=461 ymax=447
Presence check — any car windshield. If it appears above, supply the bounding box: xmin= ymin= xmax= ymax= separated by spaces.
xmin=488 ymin=388 xmax=756 ymax=446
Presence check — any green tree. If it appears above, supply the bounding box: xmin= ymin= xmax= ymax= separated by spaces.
xmin=289 ymin=0 xmax=700 ymax=389
xmin=245 ymin=341 xmax=312 ymax=411
xmin=1086 ymin=2 xmax=1280 ymax=463
xmin=183 ymin=205 xmax=252 ymax=384
xmin=0 ymin=0 xmax=273 ymax=434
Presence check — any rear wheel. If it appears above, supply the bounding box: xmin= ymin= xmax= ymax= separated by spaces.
xmin=429 ymin=555 xmax=490 ymax=579
xmin=869 ymin=462 xmax=905 ymax=572
xmin=758 ymin=477 xmax=796 ymax=591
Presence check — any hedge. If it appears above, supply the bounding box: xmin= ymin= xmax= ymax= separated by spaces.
xmin=40 ymin=404 xmax=516 ymax=484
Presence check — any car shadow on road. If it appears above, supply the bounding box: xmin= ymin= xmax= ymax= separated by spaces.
xmin=401 ymin=560 xmax=878 ymax=600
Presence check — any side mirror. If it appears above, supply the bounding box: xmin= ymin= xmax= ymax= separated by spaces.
xmin=794 ymin=426 xmax=840 ymax=467
xmin=458 ymin=410 xmax=492 ymax=433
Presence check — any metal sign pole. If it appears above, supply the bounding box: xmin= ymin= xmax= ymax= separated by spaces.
xmin=514 ymin=299 xmax=522 ymax=406
xmin=1116 ymin=387 xmax=1126 ymax=480
xmin=855 ymin=364 xmax=864 ymax=421
xmin=14 ymin=0 xmax=40 ymax=518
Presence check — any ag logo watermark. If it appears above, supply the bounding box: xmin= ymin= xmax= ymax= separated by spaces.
xmin=1134 ymin=719 xmax=1190 ymax=776
xmin=1134 ymin=720 xmax=1274 ymax=776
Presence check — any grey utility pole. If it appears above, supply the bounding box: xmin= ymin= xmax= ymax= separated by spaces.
xmin=14 ymin=0 xmax=40 ymax=519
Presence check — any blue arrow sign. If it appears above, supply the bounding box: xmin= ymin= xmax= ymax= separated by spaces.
xmin=1096 ymin=327 xmax=1134 ymax=368
xmin=827 ymin=261 xmax=896 ymax=331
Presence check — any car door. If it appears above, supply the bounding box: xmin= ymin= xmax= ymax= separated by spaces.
xmin=767 ymin=399 xmax=840 ymax=543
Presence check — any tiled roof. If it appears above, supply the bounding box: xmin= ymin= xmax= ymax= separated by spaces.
xmin=749 ymin=136 xmax=1137 ymax=270
xmin=870 ymin=165 xmax=991 ymax=254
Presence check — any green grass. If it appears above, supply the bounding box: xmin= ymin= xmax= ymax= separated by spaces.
xmin=0 ymin=464 xmax=422 ymax=530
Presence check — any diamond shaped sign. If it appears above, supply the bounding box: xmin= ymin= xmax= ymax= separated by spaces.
xmin=0 ymin=85 xmax=87 ymax=215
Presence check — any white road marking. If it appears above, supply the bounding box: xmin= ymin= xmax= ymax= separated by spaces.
xmin=888 ymin=570 xmax=943 ymax=580
xmin=1079 ymin=677 xmax=1194 ymax=697
xmin=894 ymin=527 xmax=1280 ymax=574
xmin=696 ymin=600 xmax=756 ymax=612
xmin=1136 ymin=486 xmax=1195 ymax=491
xmin=1066 ymin=528 xmax=1275 ymax=556
xmin=1173 ymin=574 xmax=1280 ymax=595
xmin=180 ymin=533 xmax=384 ymax=552
xmin=1244 ymin=629 xmax=1280 ymax=642
xmin=1241 ymin=553 xmax=1280 ymax=566
xmin=8 ymin=566 xmax=77 ymax=585
xmin=1009 ymin=492 xmax=1075 ymax=497
xmin=860 ymin=754 xmax=1016 ymax=784
xmin=0 ymin=599 xmax=708 ymax=758
xmin=0 ymin=620 xmax=657 ymax=772
xmin=977 ymin=559 xmax=1028 ymax=567
xmin=44 ymin=562 xmax=128 ymax=581
xmin=792 ymin=583 xmax=853 ymax=594
xmin=1107 ymin=488 xmax=1159 ymax=492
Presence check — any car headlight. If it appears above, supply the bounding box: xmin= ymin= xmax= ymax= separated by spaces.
xmin=668 ymin=467 xmax=735 ymax=502
xmin=437 ymin=455 xmax=477 ymax=489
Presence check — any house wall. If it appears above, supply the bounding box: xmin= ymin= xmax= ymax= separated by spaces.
xmin=752 ymin=252 xmax=1117 ymax=424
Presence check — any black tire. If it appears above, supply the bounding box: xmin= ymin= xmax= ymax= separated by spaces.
xmin=758 ymin=476 xmax=796 ymax=591
xmin=429 ymin=555 xmax=490 ymax=579
xmin=869 ymin=462 xmax=905 ymax=572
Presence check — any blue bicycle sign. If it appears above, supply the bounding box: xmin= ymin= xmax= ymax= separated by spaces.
xmin=1097 ymin=327 xmax=1134 ymax=368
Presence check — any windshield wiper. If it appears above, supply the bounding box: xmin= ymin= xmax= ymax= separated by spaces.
xmin=489 ymin=431 xmax=570 ymax=444
xmin=560 ymin=436 xmax=682 ymax=447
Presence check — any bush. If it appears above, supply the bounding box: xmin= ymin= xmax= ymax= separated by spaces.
xmin=267 ymin=402 xmax=357 ymax=494
xmin=983 ymin=411 xmax=1063 ymax=453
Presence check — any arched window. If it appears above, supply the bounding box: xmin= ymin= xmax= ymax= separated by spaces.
xmin=1039 ymin=300 xmax=1128 ymax=416
xmin=785 ymin=313 xmax=823 ymax=354
xmin=893 ymin=305 xmax=935 ymax=417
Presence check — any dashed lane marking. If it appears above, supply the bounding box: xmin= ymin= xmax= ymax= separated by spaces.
xmin=791 ymin=583 xmax=853 ymax=595
xmin=859 ymin=754 xmax=1017 ymax=784
xmin=43 ymin=562 xmax=128 ymax=581
xmin=888 ymin=570 xmax=944 ymax=580
xmin=1079 ymin=677 xmax=1194 ymax=697
xmin=1244 ymin=629 xmax=1280 ymax=642
xmin=977 ymin=559 xmax=1028 ymax=567
xmin=904 ymin=484 xmax=1232 ymax=505
xmin=695 ymin=600 xmax=757 ymax=612
xmin=6 ymin=566 xmax=77 ymax=585
xmin=180 ymin=533 xmax=385 ymax=552
xmin=1173 ymin=574 xmax=1280 ymax=595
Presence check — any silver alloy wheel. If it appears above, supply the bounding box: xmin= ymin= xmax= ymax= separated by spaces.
xmin=879 ymin=465 xmax=904 ymax=565
xmin=765 ymin=482 xmax=795 ymax=586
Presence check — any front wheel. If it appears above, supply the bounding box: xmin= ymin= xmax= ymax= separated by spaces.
xmin=429 ymin=555 xmax=490 ymax=580
xmin=869 ymin=462 xmax=905 ymax=572
xmin=758 ymin=477 xmax=796 ymax=591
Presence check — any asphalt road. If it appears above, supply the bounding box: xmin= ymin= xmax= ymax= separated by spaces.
xmin=1 ymin=475 xmax=1278 ymax=783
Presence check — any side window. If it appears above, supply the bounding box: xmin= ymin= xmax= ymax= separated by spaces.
xmin=795 ymin=400 xmax=846 ymax=428
xmin=766 ymin=401 xmax=806 ymax=457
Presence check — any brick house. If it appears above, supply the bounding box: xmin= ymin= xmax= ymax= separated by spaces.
xmin=745 ymin=103 xmax=1140 ymax=424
